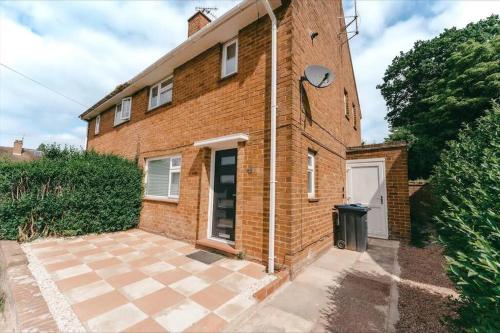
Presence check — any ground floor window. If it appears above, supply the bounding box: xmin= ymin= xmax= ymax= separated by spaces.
xmin=145 ymin=155 xmax=181 ymax=199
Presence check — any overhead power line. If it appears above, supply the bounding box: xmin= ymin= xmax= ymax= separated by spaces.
xmin=0 ymin=62 xmax=89 ymax=108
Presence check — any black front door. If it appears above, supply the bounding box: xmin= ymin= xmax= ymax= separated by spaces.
xmin=212 ymin=149 xmax=237 ymax=242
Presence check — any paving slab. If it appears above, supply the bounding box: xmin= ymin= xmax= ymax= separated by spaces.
xmin=232 ymin=239 xmax=400 ymax=333
xmin=22 ymin=229 xmax=274 ymax=332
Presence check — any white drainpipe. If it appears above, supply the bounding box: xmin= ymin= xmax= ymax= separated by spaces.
xmin=262 ymin=0 xmax=277 ymax=274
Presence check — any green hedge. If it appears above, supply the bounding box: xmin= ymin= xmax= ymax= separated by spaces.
xmin=0 ymin=148 xmax=143 ymax=241
xmin=432 ymin=105 xmax=499 ymax=332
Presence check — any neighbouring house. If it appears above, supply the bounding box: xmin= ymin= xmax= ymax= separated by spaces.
xmin=80 ymin=0 xmax=410 ymax=276
xmin=0 ymin=139 xmax=42 ymax=162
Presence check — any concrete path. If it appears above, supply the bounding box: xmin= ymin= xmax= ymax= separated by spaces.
xmin=230 ymin=239 xmax=400 ymax=333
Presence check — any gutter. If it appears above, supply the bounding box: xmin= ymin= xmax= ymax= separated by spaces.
xmin=262 ymin=0 xmax=277 ymax=274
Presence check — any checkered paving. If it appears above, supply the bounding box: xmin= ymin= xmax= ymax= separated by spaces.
xmin=26 ymin=229 xmax=270 ymax=332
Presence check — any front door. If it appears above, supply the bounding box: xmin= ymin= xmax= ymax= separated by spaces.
xmin=346 ymin=159 xmax=389 ymax=239
xmin=211 ymin=149 xmax=237 ymax=242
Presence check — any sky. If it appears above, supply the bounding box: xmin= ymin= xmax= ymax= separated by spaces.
xmin=0 ymin=0 xmax=498 ymax=149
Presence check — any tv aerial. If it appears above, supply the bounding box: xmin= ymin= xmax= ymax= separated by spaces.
xmin=301 ymin=65 xmax=334 ymax=89
xmin=195 ymin=6 xmax=218 ymax=20
xmin=338 ymin=0 xmax=359 ymax=44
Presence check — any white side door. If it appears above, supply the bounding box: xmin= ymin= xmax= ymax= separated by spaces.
xmin=346 ymin=158 xmax=389 ymax=239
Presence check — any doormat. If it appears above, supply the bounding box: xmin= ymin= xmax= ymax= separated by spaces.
xmin=187 ymin=250 xmax=223 ymax=264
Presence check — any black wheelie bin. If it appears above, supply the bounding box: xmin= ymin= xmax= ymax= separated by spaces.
xmin=334 ymin=204 xmax=370 ymax=252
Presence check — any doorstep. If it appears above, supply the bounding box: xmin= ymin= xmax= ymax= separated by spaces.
xmin=196 ymin=239 xmax=241 ymax=258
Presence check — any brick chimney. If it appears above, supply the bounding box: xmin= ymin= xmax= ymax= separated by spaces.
xmin=188 ymin=10 xmax=211 ymax=37
xmin=13 ymin=139 xmax=23 ymax=155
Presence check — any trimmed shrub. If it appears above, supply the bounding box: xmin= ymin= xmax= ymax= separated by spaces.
xmin=431 ymin=105 xmax=499 ymax=332
xmin=0 ymin=148 xmax=143 ymax=241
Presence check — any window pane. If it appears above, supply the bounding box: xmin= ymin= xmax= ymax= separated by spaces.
xmin=146 ymin=158 xmax=170 ymax=197
xmin=160 ymin=80 xmax=172 ymax=90
xmin=308 ymin=155 xmax=313 ymax=168
xmin=220 ymin=175 xmax=235 ymax=184
xmin=171 ymin=157 xmax=181 ymax=168
xmin=121 ymin=98 xmax=131 ymax=119
xmin=115 ymin=104 xmax=122 ymax=124
xmin=221 ymin=156 xmax=235 ymax=165
xmin=150 ymin=86 xmax=158 ymax=108
xmin=307 ymin=170 xmax=313 ymax=193
xmin=225 ymin=43 xmax=236 ymax=74
xmin=159 ymin=89 xmax=172 ymax=105
xmin=169 ymin=172 xmax=180 ymax=197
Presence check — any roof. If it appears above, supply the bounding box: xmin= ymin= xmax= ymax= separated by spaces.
xmin=346 ymin=141 xmax=407 ymax=152
xmin=0 ymin=146 xmax=43 ymax=162
xmin=80 ymin=0 xmax=282 ymax=120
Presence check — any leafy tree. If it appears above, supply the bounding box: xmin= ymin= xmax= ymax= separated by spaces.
xmin=432 ymin=105 xmax=499 ymax=331
xmin=378 ymin=15 xmax=500 ymax=179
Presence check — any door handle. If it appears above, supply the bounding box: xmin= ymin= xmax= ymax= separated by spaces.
xmin=380 ymin=195 xmax=384 ymax=204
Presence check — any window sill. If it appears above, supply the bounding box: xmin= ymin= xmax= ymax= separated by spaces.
xmin=219 ymin=72 xmax=238 ymax=82
xmin=308 ymin=197 xmax=319 ymax=203
xmin=143 ymin=196 xmax=179 ymax=204
xmin=147 ymin=101 xmax=172 ymax=113
xmin=113 ymin=119 xmax=130 ymax=128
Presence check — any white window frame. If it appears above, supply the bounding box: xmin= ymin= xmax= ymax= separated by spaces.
xmin=344 ymin=90 xmax=349 ymax=119
xmin=94 ymin=115 xmax=100 ymax=135
xmin=148 ymin=76 xmax=173 ymax=110
xmin=307 ymin=151 xmax=315 ymax=199
xmin=144 ymin=154 xmax=182 ymax=201
xmin=221 ymin=38 xmax=238 ymax=78
xmin=114 ymin=97 xmax=132 ymax=126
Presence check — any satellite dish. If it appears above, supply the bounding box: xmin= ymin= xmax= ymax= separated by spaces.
xmin=303 ymin=65 xmax=334 ymax=88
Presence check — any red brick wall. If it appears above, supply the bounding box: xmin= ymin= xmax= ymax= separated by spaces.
xmin=85 ymin=0 xmax=362 ymax=273
xmin=86 ymin=4 xmax=294 ymax=266
xmin=284 ymin=0 xmax=362 ymax=275
xmin=346 ymin=143 xmax=411 ymax=241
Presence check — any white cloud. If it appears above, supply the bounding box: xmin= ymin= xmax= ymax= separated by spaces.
xmin=0 ymin=0 xmax=498 ymax=148
xmin=347 ymin=0 xmax=499 ymax=143
xmin=0 ymin=0 xmax=237 ymax=149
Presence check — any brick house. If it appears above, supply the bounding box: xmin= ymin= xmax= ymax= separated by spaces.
xmin=80 ymin=0 xmax=410 ymax=276
xmin=0 ymin=140 xmax=42 ymax=162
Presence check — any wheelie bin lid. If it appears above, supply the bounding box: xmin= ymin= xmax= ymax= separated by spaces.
xmin=333 ymin=204 xmax=371 ymax=212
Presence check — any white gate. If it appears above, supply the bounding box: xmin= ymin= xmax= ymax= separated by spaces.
xmin=346 ymin=158 xmax=389 ymax=239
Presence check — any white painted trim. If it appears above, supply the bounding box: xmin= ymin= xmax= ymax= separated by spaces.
xmin=194 ymin=133 xmax=248 ymax=149
xmin=207 ymin=147 xmax=238 ymax=244
xmin=307 ymin=151 xmax=315 ymax=199
xmin=221 ymin=37 xmax=238 ymax=78
xmin=346 ymin=158 xmax=389 ymax=239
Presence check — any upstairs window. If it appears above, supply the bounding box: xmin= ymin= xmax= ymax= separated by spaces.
xmin=221 ymin=38 xmax=238 ymax=78
xmin=114 ymin=97 xmax=132 ymax=126
xmin=352 ymin=103 xmax=357 ymax=130
xmin=95 ymin=115 xmax=101 ymax=135
xmin=145 ymin=155 xmax=182 ymax=200
xmin=344 ymin=90 xmax=349 ymax=119
xmin=149 ymin=77 xmax=173 ymax=110
xmin=307 ymin=151 xmax=315 ymax=198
